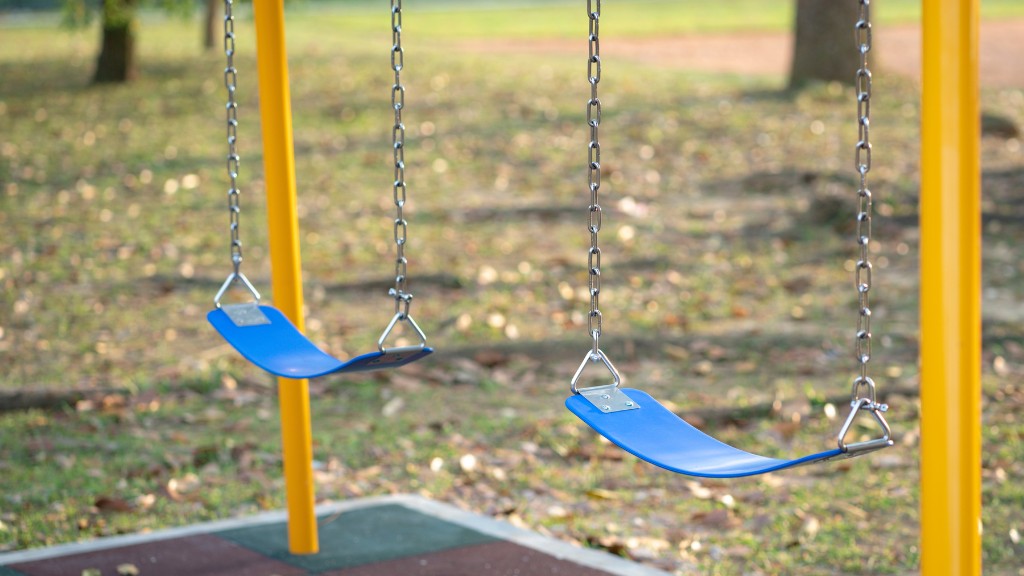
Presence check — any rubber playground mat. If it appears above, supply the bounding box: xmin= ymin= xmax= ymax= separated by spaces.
xmin=0 ymin=495 xmax=669 ymax=576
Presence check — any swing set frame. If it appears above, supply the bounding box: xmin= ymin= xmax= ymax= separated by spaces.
xmin=245 ymin=0 xmax=980 ymax=573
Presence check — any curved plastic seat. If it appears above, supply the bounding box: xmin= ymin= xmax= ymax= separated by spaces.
xmin=566 ymin=388 xmax=845 ymax=478
xmin=208 ymin=304 xmax=432 ymax=379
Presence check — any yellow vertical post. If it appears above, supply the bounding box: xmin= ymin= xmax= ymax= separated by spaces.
xmin=920 ymin=0 xmax=981 ymax=574
xmin=251 ymin=0 xmax=319 ymax=554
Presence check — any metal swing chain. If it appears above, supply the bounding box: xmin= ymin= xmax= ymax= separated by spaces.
xmin=390 ymin=0 xmax=413 ymax=318
xmin=570 ymin=0 xmax=628 ymax=402
xmin=374 ymin=0 xmax=428 ymax=353
xmin=224 ymin=0 xmax=242 ymax=276
xmin=838 ymin=0 xmax=892 ymax=452
xmin=852 ymin=0 xmax=878 ymax=408
xmin=586 ymin=0 xmax=604 ymax=356
xmin=212 ymin=0 xmax=261 ymax=308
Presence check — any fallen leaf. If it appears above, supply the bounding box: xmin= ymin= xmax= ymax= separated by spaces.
xmin=355 ymin=465 xmax=382 ymax=480
xmin=685 ymin=481 xmax=713 ymax=500
xmin=101 ymin=394 xmax=126 ymax=412
xmin=586 ymin=534 xmax=628 ymax=557
xmin=773 ymin=420 xmax=801 ymax=440
xmin=94 ymin=496 xmax=133 ymax=513
xmin=691 ymin=509 xmax=740 ymax=530
xmin=474 ymin=350 xmax=508 ymax=368
xmin=801 ymin=516 xmax=820 ymax=540
xmin=459 ymin=453 xmax=477 ymax=473
xmin=135 ymin=493 xmax=156 ymax=510
xmin=381 ymin=396 xmax=405 ymax=418
xmin=547 ymin=505 xmax=569 ymax=519
xmin=117 ymin=563 xmax=140 ymax=576
xmin=166 ymin=473 xmax=201 ymax=501
xmin=586 ymin=488 xmax=619 ymax=501
xmin=54 ymin=454 xmax=76 ymax=470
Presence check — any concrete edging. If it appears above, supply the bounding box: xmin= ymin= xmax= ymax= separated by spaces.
xmin=0 ymin=495 xmax=670 ymax=576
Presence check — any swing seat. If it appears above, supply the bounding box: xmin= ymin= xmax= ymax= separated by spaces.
xmin=208 ymin=304 xmax=432 ymax=379
xmin=566 ymin=388 xmax=847 ymax=478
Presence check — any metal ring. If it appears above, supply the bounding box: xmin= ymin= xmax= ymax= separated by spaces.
xmin=851 ymin=376 xmax=877 ymax=403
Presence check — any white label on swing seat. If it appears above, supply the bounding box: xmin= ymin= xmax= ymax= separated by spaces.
xmin=580 ymin=385 xmax=640 ymax=413
xmin=223 ymin=303 xmax=271 ymax=327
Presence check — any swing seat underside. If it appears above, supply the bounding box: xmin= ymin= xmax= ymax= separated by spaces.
xmin=208 ymin=305 xmax=433 ymax=379
xmin=566 ymin=388 xmax=846 ymax=478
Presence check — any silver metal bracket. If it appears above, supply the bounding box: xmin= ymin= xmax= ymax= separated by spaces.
xmin=377 ymin=311 xmax=428 ymax=353
xmin=222 ymin=302 xmax=271 ymax=327
xmin=837 ymin=397 xmax=894 ymax=453
xmin=578 ymin=384 xmax=640 ymax=413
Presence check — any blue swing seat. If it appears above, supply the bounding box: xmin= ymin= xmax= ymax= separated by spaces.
xmin=566 ymin=388 xmax=847 ymax=478
xmin=208 ymin=304 xmax=433 ymax=379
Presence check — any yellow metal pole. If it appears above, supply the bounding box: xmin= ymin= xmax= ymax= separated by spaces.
xmin=920 ymin=0 xmax=980 ymax=574
xmin=252 ymin=0 xmax=319 ymax=554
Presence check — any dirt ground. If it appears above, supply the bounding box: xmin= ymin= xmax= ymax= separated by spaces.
xmin=471 ymin=20 xmax=1024 ymax=89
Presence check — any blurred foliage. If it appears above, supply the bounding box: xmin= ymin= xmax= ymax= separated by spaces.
xmin=60 ymin=0 xmax=198 ymax=27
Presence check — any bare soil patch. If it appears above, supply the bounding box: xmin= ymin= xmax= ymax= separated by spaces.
xmin=466 ymin=20 xmax=1024 ymax=89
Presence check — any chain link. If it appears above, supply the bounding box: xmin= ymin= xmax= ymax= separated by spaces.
xmin=852 ymin=0 xmax=876 ymax=406
xmin=585 ymin=0 xmax=604 ymax=355
xmin=223 ymin=0 xmax=243 ymax=275
xmin=390 ymin=0 xmax=413 ymax=317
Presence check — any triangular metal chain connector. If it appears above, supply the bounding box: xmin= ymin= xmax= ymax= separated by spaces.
xmin=837 ymin=397 xmax=894 ymax=453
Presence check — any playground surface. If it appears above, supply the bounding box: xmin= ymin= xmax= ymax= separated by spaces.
xmin=0 ymin=495 xmax=667 ymax=576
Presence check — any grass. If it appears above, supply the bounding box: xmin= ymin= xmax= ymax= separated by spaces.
xmin=2 ymin=6 xmax=1024 ymax=576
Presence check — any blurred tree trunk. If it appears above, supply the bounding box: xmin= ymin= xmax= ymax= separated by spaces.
xmin=789 ymin=0 xmax=873 ymax=88
xmin=93 ymin=0 xmax=138 ymax=83
xmin=203 ymin=0 xmax=220 ymax=51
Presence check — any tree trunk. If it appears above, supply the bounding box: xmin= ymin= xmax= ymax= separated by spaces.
xmin=788 ymin=0 xmax=871 ymax=89
xmin=93 ymin=0 xmax=138 ymax=84
xmin=203 ymin=0 xmax=220 ymax=51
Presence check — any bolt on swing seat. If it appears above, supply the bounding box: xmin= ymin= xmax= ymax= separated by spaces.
xmin=563 ymin=0 xmax=892 ymax=478
xmin=206 ymin=0 xmax=431 ymax=379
